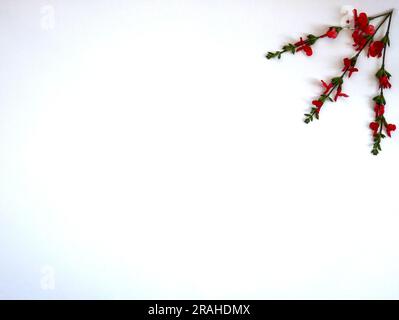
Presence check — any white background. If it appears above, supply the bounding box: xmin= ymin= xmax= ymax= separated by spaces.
xmin=1 ymin=0 xmax=399 ymax=299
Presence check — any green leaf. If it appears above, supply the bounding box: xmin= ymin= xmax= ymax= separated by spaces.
xmin=331 ymin=77 xmax=343 ymax=86
xmin=306 ymin=34 xmax=318 ymax=45
xmin=282 ymin=43 xmax=296 ymax=54
xmin=373 ymin=95 xmax=386 ymax=105
xmin=382 ymin=34 xmax=390 ymax=45
xmin=266 ymin=51 xmax=280 ymax=59
xmin=376 ymin=68 xmax=385 ymax=78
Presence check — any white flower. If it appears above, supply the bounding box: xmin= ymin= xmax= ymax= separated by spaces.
xmin=340 ymin=5 xmax=355 ymax=28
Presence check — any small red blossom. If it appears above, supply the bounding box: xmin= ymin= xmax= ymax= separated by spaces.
xmin=352 ymin=29 xmax=367 ymax=50
xmin=297 ymin=45 xmax=313 ymax=56
xmin=387 ymin=124 xmax=396 ymax=137
xmin=295 ymin=37 xmax=313 ymax=56
xmin=368 ymin=41 xmax=384 ymax=58
xmin=334 ymin=86 xmax=349 ymax=101
xmin=363 ymin=24 xmax=375 ymax=35
xmin=342 ymin=58 xmax=352 ymax=70
xmin=379 ymin=75 xmax=392 ymax=89
xmin=348 ymin=67 xmax=359 ymax=78
xmin=325 ymin=28 xmax=338 ymax=39
xmin=351 ymin=10 xmax=375 ymax=51
xmin=294 ymin=37 xmax=306 ymax=47
xmin=321 ymin=80 xmax=333 ymax=94
xmin=357 ymin=12 xmax=369 ymax=31
xmin=369 ymin=122 xmax=379 ymax=136
xmin=374 ymin=104 xmax=385 ymax=117
xmin=312 ymin=100 xmax=323 ymax=113
xmin=342 ymin=58 xmax=358 ymax=77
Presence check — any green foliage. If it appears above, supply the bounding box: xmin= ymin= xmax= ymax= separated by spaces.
xmin=373 ymin=95 xmax=386 ymax=105
xmin=306 ymin=34 xmax=318 ymax=45
xmin=331 ymin=77 xmax=343 ymax=86
xmin=282 ymin=43 xmax=296 ymax=54
xmin=376 ymin=68 xmax=391 ymax=78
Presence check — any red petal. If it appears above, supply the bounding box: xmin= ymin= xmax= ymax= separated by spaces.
xmin=304 ymin=46 xmax=313 ymax=56
xmin=312 ymin=100 xmax=323 ymax=108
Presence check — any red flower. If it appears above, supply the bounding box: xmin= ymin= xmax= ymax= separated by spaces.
xmin=321 ymin=80 xmax=333 ymax=94
xmin=369 ymin=122 xmax=379 ymax=136
xmin=348 ymin=67 xmax=359 ymax=78
xmin=363 ymin=24 xmax=375 ymax=35
xmin=295 ymin=37 xmax=313 ymax=56
xmin=368 ymin=41 xmax=384 ymax=58
xmin=295 ymin=37 xmax=306 ymax=47
xmin=342 ymin=58 xmax=351 ymax=70
xmin=352 ymin=29 xmax=367 ymax=50
xmin=357 ymin=12 xmax=369 ymax=31
xmin=351 ymin=9 xmax=375 ymax=50
xmin=343 ymin=58 xmax=351 ymax=69
xmin=387 ymin=124 xmax=396 ymax=137
xmin=297 ymin=45 xmax=313 ymax=56
xmin=374 ymin=104 xmax=385 ymax=117
xmin=334 ymin=86 xmax=349 ymax=101
xmin=353 ymin=9 xmax=359 ymax=26
xmin=342 ymin=58 xmax=358 ymax=77
xmin=379 ymin=75 xmax=392 ymax=89
xmin=312 ymin=100 xmax=323 ymax=113
xmin=325 ymin=27 xmax=338 ymax=39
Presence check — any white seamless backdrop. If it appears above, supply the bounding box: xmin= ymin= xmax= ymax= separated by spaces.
xmin=1 ymin=0 xmax=399 ymax=299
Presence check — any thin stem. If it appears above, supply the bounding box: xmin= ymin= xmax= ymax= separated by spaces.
xmin=371 ymin=11 xmax=393 ymax=154
xmin=381 ymin=12 xmax=393 ymax=69
xmin=369 ymin=9 xmax=394 ymax=21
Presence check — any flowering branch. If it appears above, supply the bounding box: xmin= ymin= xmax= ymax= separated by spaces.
xmin=265 ymin=8 xmax=396 ymax=155
xmin=266 ymin=27 xmax=343 ymax=59
xmin=304 ymin=12 xmax=391 ymax=123
xmin=370 ymin=11 xmax=395 ymax=155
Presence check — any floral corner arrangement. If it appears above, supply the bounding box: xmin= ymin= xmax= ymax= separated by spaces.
xmin=266 ymin=8 xmax=395 ymax=155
